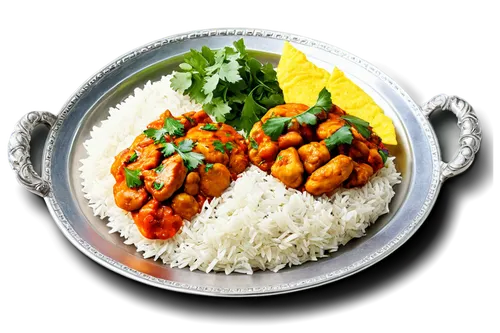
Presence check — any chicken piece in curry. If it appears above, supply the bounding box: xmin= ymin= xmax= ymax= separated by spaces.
xmin=247 ymin=103 xmax=388 ymax=196
xmin=111 ymin=110 xmax=248 ymax=240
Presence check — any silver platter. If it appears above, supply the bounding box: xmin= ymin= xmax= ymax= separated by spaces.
xmin=7 ymin=28 xmax=481 ymax=296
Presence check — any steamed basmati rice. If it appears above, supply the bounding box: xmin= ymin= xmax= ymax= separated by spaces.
xmin=80 ymin=74 xmax=401 ymax=274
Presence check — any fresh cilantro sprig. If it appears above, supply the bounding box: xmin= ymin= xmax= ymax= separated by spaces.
xmin=124 ymin=168 xmax=142 ymax=188
xmin=154 ymin=164 xmax=164 ymax=173
xmin=213 ymin=140 xmax=225 ymax=153
xmin=161 ymin=139 xmax=205 ymax=170
xmin=262 ymin=88 xmax=332 ymax=140
xmin=153 ymin=181 xmax=164 ymax=190
xmin=324 ymin=125 xmax=354 ymax=151
xmin=204 ymin=163 xmax=214 ymax=173
xmin=200 ymin=123 xmax=218 ymax=131
xmin=341 ymin=115 xmax=371 ymax=139
xmin=128 ymin=151 xmax=138 ymax=163
xmin=144 ymin=118 xmax=185 ymax=143
xmin=213 ymin=140 xmax=233 ymax=153
xmin=170 ymin=39 xmax=284 ymax=134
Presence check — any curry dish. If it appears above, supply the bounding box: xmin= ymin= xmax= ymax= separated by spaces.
xmin=111 ymin=110 xmax=248 ymax=240
xmin=248 ymin=103 xmax=387 ymax=195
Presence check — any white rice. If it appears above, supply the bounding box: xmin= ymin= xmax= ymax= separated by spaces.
xmin=80 ymin=74 xmax=401 ymax=274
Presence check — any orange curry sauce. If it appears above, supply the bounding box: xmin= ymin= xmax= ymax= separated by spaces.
xmin=110 ymin=110 xmax=248 ymax=240
xmin=247 ymin=103 xmax=387 ymax=196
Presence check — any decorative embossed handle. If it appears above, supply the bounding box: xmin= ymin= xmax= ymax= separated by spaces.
xmin=8 ymin=112 xmax=57 ymax=197
xmin=421 ymin=94 xmax=481 ymax=182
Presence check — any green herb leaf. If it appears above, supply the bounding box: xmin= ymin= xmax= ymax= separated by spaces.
xmin=225 ymin=132 xmax=231 ymax=137
xmin=259 ymin=93 xmax=284 ymax=108
xmin=224 ymin=47 xmax=240 ymax=61
xmin=186 ymin=73 xmax=207 ymax=104
xmin=184 ymin=115 xmax=195 ymax=125
xmin=261 ymin=63 xmax=277 ymax=82
xmin=203 ymin=74 xmax=220 ymax=95
xmin=201 ymin=46 xmax=215 ymax=65
xmin=213 ymin=140 xmax=226 ymax=153
xmin=179 ymin=63 xmax=192 ymax=71
xmin=143 ymin=128 xmax=167 ymax=144
xmin=182 ymin=151 xmax=205 ymax=171
xmin=341 ymin=115 xmax=371 ymax=139
xmin=177 ymin=139 xmax=195 ymax=153
xmin=324 ymin=125 xmax=354 ymax=151
xmin=246 ymin=58 xmax=262 ymax=77
xmin=249 ymin=137 xmax=259 ymax=149
xmin=315 ymin=87 xmax=333 ymax=110
xmin=164 ymin=118 xmax=185 ymax=136
xmin=379 ymin=149 xmax=388 ymax=165
xmin=228 ymin=92 xmax=247 ymax=104
xmin=171 ymin=39 xmax=283 ymax=135
xmin=144 ymin=118 xmax=184 ymax=142
xmin=295 ymin=112 xmax=318 ymax=126
xmin=161 ymin=142 xmax=176 ymax=157
xmin=292 ymin=89 xmax=332 ymax=126
xmin=154 ymin=164 xmax=165 ymax=173
xmin=204 ymin=97 xmax=231 ymax=122
xmin=262 ymin=88 xmax=333 ymax=140
xmin=239 ymin=92 xmax=266 ymax=134
xmin=262 ymin=117 xmax=291 ymax=141
xmin=233 ymin=39 xmax=247 ymax=57
xmin=160 ymin=140 xmax=205 ymax=170
xmin=225 ymin=142 xmax=233 ymax=152
xmin=277 ymin=155 xmax=283 ymax=161
xmin=200 ymin=123 xmax=218 ymax=131
xmin=124 ymin=168 xmax=142 ymax=188
xmin=153 ymin=181 xmax=164 ymax=190
xmin=204 ymin=163 xmax=214 ymax=173
xmin=170 ymin=72 xmax=192 ymax=92
xmin=219 ymin=60 xmax=241 ymax=83
xmin=128 ymin=151 xmax=138 ymax=163
xmin=185 ymin=49 xmax=209 ymax=75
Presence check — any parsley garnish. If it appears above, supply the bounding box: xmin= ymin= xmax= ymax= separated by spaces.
xmin=144 ymin=117 xmax=185 ymax=143
xmin=225 ymin=132 xmax=231 ymax=137
xmin=170 ymin=39 xmax=284 ymax=134
xmin=184 ymin=115 xmax=195 ymax=125
xmin=277 ymin=155 xmax=283 ymax=161
xmin=213 ymin=140 xmax=226 ymax=153
xmin=143 ymin=128 xmax=167 ymax=144
xmin=124 ymin=168 xmax=142 ymax=188
xmin=324 ymin=125 xmax=354 ymax=151
xmin=249 ymin=137 xmax=259 ymax=150
xmin=200 ymin=123 xmax=218 ymax=131
xmin=340 ymin=115 xmax=371 ymax=139
xmin=153 ymin=181 xmax=164 ymax=190
xmin=128 ymin=151 xmax=138 ymax=163
xmin=164 ymin=118 xmax=185 ymax=136
xmin=161 ymin=139 xmax=205 ymax=171
xmin=204 ymin=163 xmax=214 ymax=173
xmin=154 ymin=164 xmax=164 ymax=173
xmin=262 ymin=88 xmax=332 ymax=140
xmin=225 ymin=142 xmax=233 ymax=152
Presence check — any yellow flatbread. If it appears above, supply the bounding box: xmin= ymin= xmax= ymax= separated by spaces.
xmin=326 ymin=68 xmax=397 ymax=145
xmin=277 ymin=42 xmax=330 ymax=107
xmin=277 ymin=42 xmax=397 ymax=145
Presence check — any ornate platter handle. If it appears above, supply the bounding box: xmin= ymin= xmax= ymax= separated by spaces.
xmin=8 ymin=111 xmax=57 ymax=197
xmin=422 ymin=94 xmax=481 ymax=182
